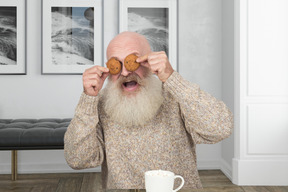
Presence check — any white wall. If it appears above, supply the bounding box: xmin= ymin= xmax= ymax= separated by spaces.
xmin=179 ymin=0 xmax=223 ymax=170
xmin=0 ymin=0 xmax=231 ymax=174
xmin=221 ymin=0 xmax=234 ymax=180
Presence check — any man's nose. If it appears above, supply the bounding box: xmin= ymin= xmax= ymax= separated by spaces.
xmin=121 ymin=63 xmax=132 ymax=76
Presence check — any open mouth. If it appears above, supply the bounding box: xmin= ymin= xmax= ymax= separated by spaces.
xmin=122 ymin=80 xmax=139 ymax=92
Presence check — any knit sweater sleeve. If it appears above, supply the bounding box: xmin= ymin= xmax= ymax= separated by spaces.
xmin=64 ymin=92 xmax=105 ymax=169
xmin=163 ymin=71 xmax=233 ymax=144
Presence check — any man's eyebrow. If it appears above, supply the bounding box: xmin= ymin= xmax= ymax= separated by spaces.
xmin=129 ymin=51 xmax=140 ymax=56
xmin=110 ymin=56 xmax=121 ymax=62
xmin=110 ymin=51 xmax=140 ymax=61
xmin=114 ymin=57 xmax=121 ymax=61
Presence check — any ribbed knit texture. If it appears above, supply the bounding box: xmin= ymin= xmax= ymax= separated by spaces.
xmin=64 ymin=71 xmax=233 ymax=189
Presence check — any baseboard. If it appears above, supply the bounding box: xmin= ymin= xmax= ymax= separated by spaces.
xmin=233 ymin=158 xmax=288 ymax=186
xmin=220 ymin=159 xmax=232 ymax=181
xmin=197 ymin=159 xmax=220 ymax=170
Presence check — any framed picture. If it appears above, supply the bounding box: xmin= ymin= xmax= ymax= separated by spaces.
xmin=0 ymin=0 xmax=26 ymax=75
xmin=42 ymin=0 xmax=103 ymax=74
xmin=119 ymin=0 xmax=178 ymax=71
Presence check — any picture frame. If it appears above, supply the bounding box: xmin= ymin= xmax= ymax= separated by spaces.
xmin=0 ymin=0 xmax=26 ymax=75
xmin=119 ymin=0 xmax=178 ymax=71
xmin=42 ymin=0 xmax=103 ymax=74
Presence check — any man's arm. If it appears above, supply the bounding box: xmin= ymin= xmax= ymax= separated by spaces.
xmin=64 ymin=65 xmax=109 ymax=169
xmin=138 ymin=52 xmax=233 ymax=144
xmin=164 ymin=71 xmax=233 ymax=144
xmin=64 ymin=93 xmax=105 ymax=169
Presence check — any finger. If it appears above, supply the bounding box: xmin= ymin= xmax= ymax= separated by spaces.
xmin=90 ymin=80 xmax=100 ymax=87
xmin=85 ymin=66 xmax=109 ymax=74
xmin=98 ymin=66 xmax=110 ymax=73
xmin=83 ymin=74 xmax=101 ymax=86
xmin=150 ymin=51 xmax=167 ymax=57
xmin=150 ymin=63 xmax=162 ymax=73
xmin=84 ymin=73 xmax=101 ymax=81
xmin=155 ymin=51 xmax=167 ymax=55
xmin=136 ymin=54 xmax=149 ymax=63
xmin=83 ymin=79 xmax=99 ymax=90
xmin=136 ymin=54 xmax=150 ymax=69
xmin=101 ymin=72 xmax=110 ymax=81
xmin=140 ymin=61 xmax=151 ymax=69
xmin=84 ymin=66 xmax=98 ymax=74
xmin=146 ymin=57 xmax=161 ymax=65
xmin=95 ymin=70 xmax=103 ymax=77
xmin=148 ymin=52 xmax=166 ymax=61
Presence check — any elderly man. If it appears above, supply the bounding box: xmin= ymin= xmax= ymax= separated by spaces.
xmin=64 ymin=31 xmax=233 ymax=190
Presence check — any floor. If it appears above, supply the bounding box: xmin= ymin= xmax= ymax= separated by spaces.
xmin=0 ymin=170 xmax=287 ymax=192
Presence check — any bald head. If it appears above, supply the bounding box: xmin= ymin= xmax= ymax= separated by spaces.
xmin=106 ymin=31 xmax=151 ymax=60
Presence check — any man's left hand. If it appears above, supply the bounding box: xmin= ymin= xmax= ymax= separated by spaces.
xmin=137 ymin=51 xmax=174 ymax=82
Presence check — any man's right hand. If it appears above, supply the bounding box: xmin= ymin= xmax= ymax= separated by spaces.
xmin=82 ymin=66 xmax=110 ymax=96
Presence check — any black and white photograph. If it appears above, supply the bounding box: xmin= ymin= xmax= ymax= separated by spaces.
xmin=42 ymin=0 xmax=102 ymax=74
xmin=119 ymin=0 xmax=178 ymax=71
xmin=0 ymin=7 xmax=17 ymax=66
xmin=128 ymin=8 xmax=169 ymax=55
xmin=0 ymin=0 xmax=26 ymax=74
xmin=51 ymin=7 xmax=94 ymax=66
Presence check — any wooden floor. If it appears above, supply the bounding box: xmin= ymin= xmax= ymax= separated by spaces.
xmin=0 ymin=170 xmax=287 ymax=192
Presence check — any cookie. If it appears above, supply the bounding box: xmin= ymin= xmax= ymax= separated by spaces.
xmin=124 ymin=54 xmax=140 ymax=72
xmin=107 ymin=57 xmax=121 ymax=75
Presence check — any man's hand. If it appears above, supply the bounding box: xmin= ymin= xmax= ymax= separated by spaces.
xmin=137 ymin=51 xmax=174 ymax=82
xmin=82 ymin=66 xmax=109 ymax=96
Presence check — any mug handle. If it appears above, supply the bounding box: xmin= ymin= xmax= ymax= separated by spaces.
xmin=173 ymin=175 xmax=185 ymax=192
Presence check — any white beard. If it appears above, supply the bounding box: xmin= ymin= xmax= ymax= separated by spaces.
xmin=102 ymin=73 xmax=164 ymax=127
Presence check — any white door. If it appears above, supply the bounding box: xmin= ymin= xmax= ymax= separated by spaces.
xmin=233 ymin=0 xmax=288 ymax=185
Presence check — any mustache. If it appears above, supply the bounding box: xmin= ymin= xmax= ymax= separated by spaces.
xmin=117 ymin=73 xmax=143 ymax=85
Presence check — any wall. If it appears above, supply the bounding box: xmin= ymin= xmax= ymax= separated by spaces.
xmin=0 ymin=0 xmax=228 ymax=174
xmin=179 ymin=0 xmax=223 ymax=170
xmin=221 ymin=0 xmax=234 ymax=180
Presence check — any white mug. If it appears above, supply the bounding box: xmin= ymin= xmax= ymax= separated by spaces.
xmin=145 ymin=170 xmax=185 ymax=192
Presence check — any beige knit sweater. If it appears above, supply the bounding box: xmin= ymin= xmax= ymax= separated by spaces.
xmin=64 ymin=71 xmax=233 ymax=189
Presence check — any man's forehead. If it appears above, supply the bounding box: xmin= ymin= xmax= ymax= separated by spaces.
xmin=108 ymin=49 xmax=141 ymax=61
xmin=107 ymin=32 xmax=150 ymax=60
